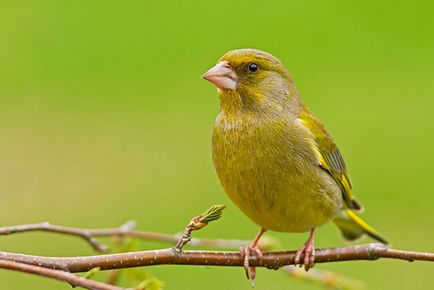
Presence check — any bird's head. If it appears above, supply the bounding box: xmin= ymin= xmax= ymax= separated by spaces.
xmin=202 ymin=49 xmax=299 ymax=114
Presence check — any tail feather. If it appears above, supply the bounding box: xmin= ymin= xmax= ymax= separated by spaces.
xmin=333 ymin=210 xmax=388 ymax=244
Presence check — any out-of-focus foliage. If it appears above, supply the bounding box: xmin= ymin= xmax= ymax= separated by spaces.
xmin=0 ymin=1 xmax=433 ymax=289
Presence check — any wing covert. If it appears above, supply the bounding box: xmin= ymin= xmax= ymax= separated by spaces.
xmin=298 ymin=107 xmax=362 ymax=211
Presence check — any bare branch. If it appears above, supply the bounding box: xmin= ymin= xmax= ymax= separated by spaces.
xmin=0 ymin=219 xmax=252 ymax=251
xmin=0 ymin=243 xmax=433 ymax=273
xmin=1 ymin=212 xmax=433 ymax=290
xmin=0 ymin=260 xmax=125 ymax=290
xmin=1 ymin=209 xmax=432 ymax=289
xmin=0 ymin=222 xmax=115 ymax=252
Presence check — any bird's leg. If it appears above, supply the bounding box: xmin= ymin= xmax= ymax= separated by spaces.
xmin=241 ymin=227 xmax=266 ymax=284
xmin=294 ymin=228 xmax=316 ymax=271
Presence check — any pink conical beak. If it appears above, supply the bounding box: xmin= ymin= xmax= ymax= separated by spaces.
xmin=202 ymin=61 xmax=238 ymax=90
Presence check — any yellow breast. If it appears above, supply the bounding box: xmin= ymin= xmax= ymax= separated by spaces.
xmin=212 ymin=112 xmax=342 ymax=232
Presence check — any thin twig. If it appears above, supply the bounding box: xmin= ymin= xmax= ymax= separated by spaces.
xmin=0 ymin=260 xmax=125 ymax=290
xmin=0 ymin=219 xmax=250 ymax=251
xmin=174 ymin=204 xmax=226 ymax=251
xmin=0 ymin=243 xmax=433 ymax=273
xmin=0 ymin=222 xmax=121 ymax=252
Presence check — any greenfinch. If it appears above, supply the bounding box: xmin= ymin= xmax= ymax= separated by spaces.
xmin=202 ymin=49 xmax=387 ymax=280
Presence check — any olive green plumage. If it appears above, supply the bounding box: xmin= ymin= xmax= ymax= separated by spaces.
xmin=206 ymin=49 xmax=387 ymax=244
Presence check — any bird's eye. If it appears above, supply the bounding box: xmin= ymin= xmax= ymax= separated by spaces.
xmin=248 ymin=63 xmax=258 ymax=72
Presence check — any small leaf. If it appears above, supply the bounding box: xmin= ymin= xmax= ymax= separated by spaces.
xmin=199 ymin=204 xmax=226 ymax=224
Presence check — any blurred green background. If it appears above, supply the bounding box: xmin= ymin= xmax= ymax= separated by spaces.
xmin=0 ymin=1 xmax=433 ymax=289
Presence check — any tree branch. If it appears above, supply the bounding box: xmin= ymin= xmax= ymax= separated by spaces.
xmin=0 ymin=219 xmax=252 ymax=251
xmin=1 ymin=207 xmax=433 ymax=289
xmin=0 ymin=243 xmax=433 ymax=273
xmin=0 ymin=222 xmax=119 ymax=252
xmin=0 ymin=260 xmax=125 ymax=290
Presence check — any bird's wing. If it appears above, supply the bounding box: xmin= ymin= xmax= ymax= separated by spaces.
xmin=297 ymin=107 xmax=363 ymax=211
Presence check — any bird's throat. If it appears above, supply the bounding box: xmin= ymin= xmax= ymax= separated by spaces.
xmin=218 ymin=89 xmax=243 ymax=114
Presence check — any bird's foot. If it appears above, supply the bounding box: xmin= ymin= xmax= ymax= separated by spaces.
xmin=294 ymin=228 xmax=316 ymax=271
xmin=241 ymin=244 xmax=263 ymax=286
xmin=240 ymin=228 xmax=266 ymax=287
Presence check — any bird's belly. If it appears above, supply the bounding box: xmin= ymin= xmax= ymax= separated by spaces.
xmin=228 ymin=176 xmax=341 ymax=232
xmin=212 ymin=122 xmax=342 ymax=233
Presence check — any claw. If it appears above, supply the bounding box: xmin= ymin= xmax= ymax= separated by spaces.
xmin=241 ymin=244 xmax=263 ymax=282
xmin=294 ymin=228 xmax=316 ymax=271
xmin=241 ymin=246 xmax=251 ymax=279
xmin=241 ymin=228 xmax=266 ymax=286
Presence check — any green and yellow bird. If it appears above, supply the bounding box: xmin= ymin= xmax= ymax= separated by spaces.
xmin=202 ymin=49 xmax=388 ymax=279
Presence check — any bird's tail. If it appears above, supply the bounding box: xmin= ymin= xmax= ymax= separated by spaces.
xmin=333 ymin=210 xmax=388 ymax=244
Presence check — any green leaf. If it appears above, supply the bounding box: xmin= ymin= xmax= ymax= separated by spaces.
xmin=199 ymin=204 xmax=226 ymax=224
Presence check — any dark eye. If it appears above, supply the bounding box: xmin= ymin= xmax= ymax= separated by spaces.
xmin=248 ymin=63 xmax=258 ymax=72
